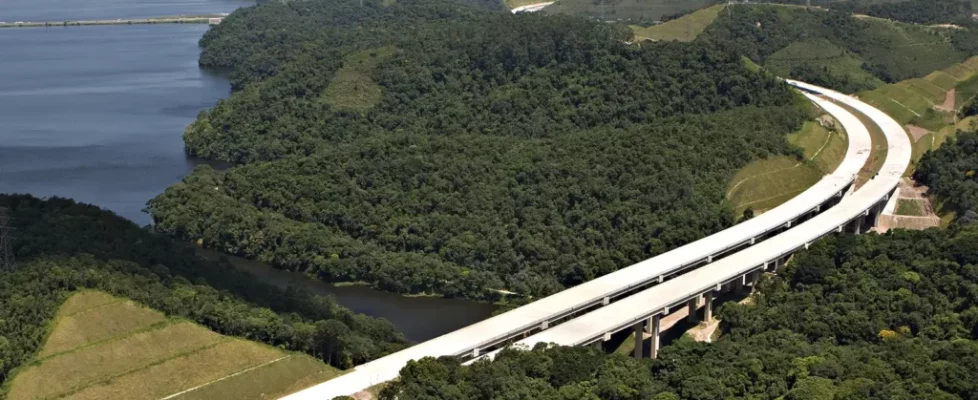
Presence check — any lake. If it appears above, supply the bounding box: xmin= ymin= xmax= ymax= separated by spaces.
xmin=0 ymin=2 xmax=494 ymax=342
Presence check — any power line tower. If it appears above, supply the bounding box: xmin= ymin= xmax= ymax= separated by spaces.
xmin=0 ymin=207 xmax=14 ymax=273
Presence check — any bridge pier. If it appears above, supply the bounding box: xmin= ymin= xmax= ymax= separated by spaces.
xmin=686 ymin=297 xmax=699 ymax=323
xmin=650 ymin=315 xmax=661 ymax=359
xmin=703 ymin=291 xmax=713 ymax=322
xmin=633 ymin=322 xmax=643 ymax=358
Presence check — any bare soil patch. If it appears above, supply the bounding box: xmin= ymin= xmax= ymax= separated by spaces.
xmin=935 ymin=88 xmax=956 ymax=112
xmin=906 ymin=124 xmax=932 ymax=142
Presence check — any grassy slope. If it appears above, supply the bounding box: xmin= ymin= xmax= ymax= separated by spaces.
xmin=858 ymin=56 xmax=978 ymax=174
xmin=764 ymin=38 xmax=885 ymax=90
xmin=727 ymin=118 xmax=847 ymax=215
xmin=896 ymin=199 xmax=926 ymax=216
xmin=629 ymin=4 xmax=724 ymax=42
xmin=5 ymin=291 xmax=339 ymax=400
xmin=322 ymin=47 xmax=396 ymax=114
xmin=544 ymin=0 xmax=718 ymax=22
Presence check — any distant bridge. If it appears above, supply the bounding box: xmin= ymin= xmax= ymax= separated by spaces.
xmin=0 ymin=14 xmax=228 ymax=29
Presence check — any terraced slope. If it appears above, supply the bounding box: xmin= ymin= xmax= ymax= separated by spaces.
xmin=4 ymin=291 xmax=339 ymax=400
xmin=857 ymin=56 xmax=978 ymax=171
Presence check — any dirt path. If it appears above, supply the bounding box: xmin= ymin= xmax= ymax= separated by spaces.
xmin=936 ymin=88 xmax=956 ymax=112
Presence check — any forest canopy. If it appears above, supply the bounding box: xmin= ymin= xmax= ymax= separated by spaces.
xmin=378 ymin=225 xmax=978 ymax=400
xmin=0 ymin=194 xmax=407 ymax=388
xmin=148 ymin=0 xmax=812 ymax=300
xmin=915 ymin=131 xmax=978 ymax=224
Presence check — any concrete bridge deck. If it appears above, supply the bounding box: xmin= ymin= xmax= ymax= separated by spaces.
xmin=478 ymin=84 xmax=911 ymax=360
xmin=278 ymin=81 xmax=888 ymax=400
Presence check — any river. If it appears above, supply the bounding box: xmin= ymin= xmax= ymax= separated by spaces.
xmin=0 ymin=0 xmax=493 ymax=342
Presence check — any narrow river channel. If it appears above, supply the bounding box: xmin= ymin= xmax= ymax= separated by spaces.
xmin=0 ymin=0 xmax=494 ymax=342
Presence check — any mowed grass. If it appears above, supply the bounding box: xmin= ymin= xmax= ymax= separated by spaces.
xmin=924 ymin=71 xmax=959 ymax=91
xmin=10 ymin=323 xmax=225 ymax=400
xmin=68 ymin=341 xmax=286 ymax=400
xmin=176 ymin=355 xmax=341 ymax=400
xmin=857 ymin=57 xmax=978 ymax=176
xmin=323 ymin=46 xmax=395 ymax=113
xmin=629 ymin=4 xmax=724 ymax=42
xmin=55 ymin=290 xmax=117 ymax=315
xmin=6 ymin=291 xmax=338 ymax=400
xmin=39 ymin=295 xmax=168 ymax=358
xmin=727 ymin=119 xmax=847 ymax=215
xmin=896 ymin=199 xmax=926 ymax=216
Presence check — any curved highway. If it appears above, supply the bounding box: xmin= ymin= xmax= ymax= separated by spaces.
xmin=474 ymin=82 xmax=911 ymax=359
xmin=279 ymin=81 xmax=895 ymax=400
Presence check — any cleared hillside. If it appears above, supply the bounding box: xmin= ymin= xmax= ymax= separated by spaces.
xmin=857 ymin=56 xmax=978 ymax=172
xmin=543 ymin=0 xmax=719 ymax=23
xmin=699 ymin=4 xmax=978 ymax=93
xmin=630 ymin=4 xmax=725 ymax=42
xmin=4 ymin=291 xmax=339 ymax=400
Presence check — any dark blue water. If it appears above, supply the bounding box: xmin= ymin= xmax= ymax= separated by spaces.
xmin=0 ymin=24 xmax=230 ymax=226
xmin=0 ymin=4 xmax=494 ymax=340
xmin=0 ymin=0 xmax=253 ymax=22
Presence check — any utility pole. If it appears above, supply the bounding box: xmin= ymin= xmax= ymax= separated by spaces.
xmin=0 ymin=207 xmax=14 ymax=273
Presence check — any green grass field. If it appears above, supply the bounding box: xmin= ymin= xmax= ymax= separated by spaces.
xmin=896 ymin=199 xmax=926 ymax=216
xmin=727 ymin=119 xmax=847 ymax=215
xmin=855 ymin=57 xmax=978 ymax=177
xmin=5 ymin=291 xmax=339 ymax=400
xmin=323 ymin=47 xmax=395 ymax=113
xmin=924 ymin=71 xmax=959 ymax=91
xmin=544 ymin=0 xmax=718 ymax=22
xmin=629 ymin=4 xmax=724 ymax=42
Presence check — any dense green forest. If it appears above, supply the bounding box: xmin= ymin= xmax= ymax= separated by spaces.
xmin=376 ymin=225 xmax=978 ymax=400
xmin=915 ymin=131 xmax=978 ymax=223
xmin=0 ymin=194 xmax=406 ymax=388
xmin=698 ymin=5 xmax=978 ymax=93
xmin=149 ymin=0 xmax=809 ymax=299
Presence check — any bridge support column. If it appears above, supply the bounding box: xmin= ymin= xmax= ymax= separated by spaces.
xmin=734 ymin=274 xmax=747 ymax=295
xmin=704 ymin=291 xmax=713 ymax=322
xmin=854 ymin=215 xmax=866 ymax=234
xmin=687 ymin=297 xmax=699 ymax=323
xmin=650 ymin=315 xmax=661 ymax=359
xmin=633 ymin=322 xmax=644 ymax=358
xmin=591 ymin=340 xmax=603 ymax=351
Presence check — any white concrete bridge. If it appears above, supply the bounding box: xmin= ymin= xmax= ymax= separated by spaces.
xmin=279 ymin=81 xmax=911 ymax=399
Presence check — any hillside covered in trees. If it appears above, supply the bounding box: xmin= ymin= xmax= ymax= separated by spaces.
xmin=147 ymin=0 xmax=810 ymax=300
xmin=916 ymin=131 xmax=978 ymax=223
xmin=698 ymin=4 xmax=978 ymax=93
xmin=378 ymin=224 xmax=978 ymax=400
xmin=0 ymin=194 xmax=407 ymax=390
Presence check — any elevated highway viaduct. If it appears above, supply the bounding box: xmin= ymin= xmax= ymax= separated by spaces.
xmin=279 ymin=81 xmax=907 ymax=399
xmin=473 ymin=82 xmax=912 ymax=361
